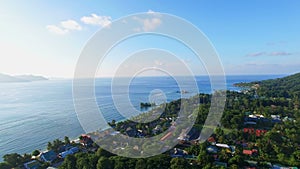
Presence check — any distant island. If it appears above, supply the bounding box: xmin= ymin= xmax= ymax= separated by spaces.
xmin=140 ymin=102 xmax=155 ymax=108
xmin=0 ymin=73 xmax=48 ymax=83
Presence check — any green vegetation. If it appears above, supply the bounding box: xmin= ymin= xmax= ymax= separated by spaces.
xmin=1 ymin=73 xmax=300 ymax=168
xmin=32 ymin=150 xmax=40 ymax=156
xmin=236 ymin=72 xmax=300 ymax=99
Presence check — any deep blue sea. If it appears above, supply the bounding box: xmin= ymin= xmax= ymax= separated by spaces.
xmin=0 ymin=75 xmax=285 ymax=160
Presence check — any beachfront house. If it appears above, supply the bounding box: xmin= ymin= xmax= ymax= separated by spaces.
xmin=59 ymin=147 xmax=79 ymax=158
xmin=23 ymin=160 xmax=41 ymax=169
xmin=40 ymin=150 xmax=57 ymax=163
xmin=79 ymin=134 xmax=93 ymax=146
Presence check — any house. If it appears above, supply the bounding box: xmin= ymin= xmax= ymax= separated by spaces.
xmin=243 ymin=150 xmax=253 ymax=155
xmin=187 ymin=127 xmax=200 ymax=140
xmin=152 ymin=125 xmax=162 ymax=135
xmin=125 ymin=127 xmax=137 ymax=136
xmin=272 ymin=164 xmax=298 ymax=169
xmin=177 ymin=129 xmax=189 ymax=141
xmin=271 ymin=115 xmax=281 ymax=123
xmin=216 ymin=143 xmax=230 ymax=149
xmin=79 ymin=134 xmax=93 ymax=146
xmin=137 ymin=130 xmax=145 ymax=138
xmin=207 ymin=145 xmax=218 ymax=153
xmin=236 ymin=140 xmax=249 ymax=147
xmin=255 ymin=129 xmax=267 ymax=137
xmin=245 ymin=160 xmax=258 ymax=168
xmin=171 ymin=148 xmax=188 ymax=158
xmin=244 ymin=128 xmax=255 ymax=134
xmin=214 ymin=161 xmax=228 ymax=168
xmin=23 ymin=160 xmax=41 ymax=169
xmin=59 ymin=147 xmax=79 ymax=158
xmin=207 ymin=137 xmax=216 ymax=145
xmin=244 ymin=112 xmax=252 ymax=116
xmin=244 ymin=128 xmax=267 ymax=136
xmin=244 ymin=121 xmax=257 ymax=125
xmin=244 ymin=117 xmax=258 ymax=122
xmin=244 ymin=167 xmax=257 ymax=169
xmin=283 ymin=116 xmax=295 ymax=122
xmin=243 ymin=149 xmax=258 ymax=156
xmin=58 ymin=144 xmax=72 ymax=153
xmin=110 ymin=131 xmax=120 ymax=136
xmin=40 ymin=150 xmax=57 ymax=163
xmin=216 ymin=143 xmax=235 ymax=154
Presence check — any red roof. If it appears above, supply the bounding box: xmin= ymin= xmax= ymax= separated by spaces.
xmin=207 ymin=137 xmax=216 ymax=143
xmin=243 ymin=128 xmax=255 ymax=134
xmin=81 ymin=134 xmax=91 ymax=138
xmin=243 ymin=149 xmax=258 ymax=155
xmin=244 ymin=128 xmax=267 ymax=136
xmin=255 ymin=129 xmax=267 ymax=136
xmin=243 ymin=150 xmax=253 ymax=155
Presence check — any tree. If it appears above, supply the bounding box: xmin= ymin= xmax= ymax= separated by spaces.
xmin=64 ymin=136 xmax=71 ymax=144
xmin=60 ymin=155 xmax=77 ymax=169
xmin=146 ymin=154 xmax=171 ymax=169
xmin=0 ymin=162 xmax=12 ymax=169
xmin=126 ymin=159 xmax=137 ymax=169
xmin=23 ymin=153 xmax=32 ymax=163
xmin=135 ymin=159 xmax=147 ymax=169
xmin=76 ymin=157 xmax=91 ymax=169
xmin=228 ymin=155 xmax=244 ymax=167
xmin=47 ymin=142 xmax=53 ymax=150
xmin=230 ymin=164 xmax=239 ymax=169
xmin=88 ymin=154 xmax=99 ymax=168
xmin=52 ymin=139 xmax=64 ymax=152
xmin=96 ymin=148 xmax=113 ymax=158
xmin=110 ymin=156 xmax=127 ymax=169
xmin=277 ymin=153 xmax=286 ymax=163
xmin=32 ymin=149 xmax=40 ymax=156
xmin=97 ymin=157 xmax=113 ymax=169
xmin=170 ymin=158 xmax=190 ymax=169
xmin=3 ymin=153 xmax=23 ymax=167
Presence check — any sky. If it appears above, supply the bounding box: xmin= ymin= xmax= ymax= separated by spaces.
xmin=0 ymin=0 xmax=300 ymax=78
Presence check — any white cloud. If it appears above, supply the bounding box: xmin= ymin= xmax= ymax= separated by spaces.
xmin=147 ymin=10 xmax=155 ymax=14
xmin=46 ymin=25 xmax=68 ymax=35
xmin=46 ymin=19 xmax=82 ymax=35
xmin=60 ymin=20 xmax=82 ymax=30
xmin=81 ymin=14 xmax=112 ymax=27
xmin=133 ymin=11 xmax=162 ymax=32
xmin=143 ymin=18 xmax=161 ymax=31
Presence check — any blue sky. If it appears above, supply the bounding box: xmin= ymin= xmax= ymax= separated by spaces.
xmin=0 ymin=0 xmax=299 ymax=77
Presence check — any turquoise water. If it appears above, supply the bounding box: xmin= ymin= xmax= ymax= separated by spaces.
xmin=0 ymin=75 xmax=284 ymax=160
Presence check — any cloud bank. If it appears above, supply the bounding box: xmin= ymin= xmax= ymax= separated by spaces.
xmin=246 ymin=51 xmax=293 ymax=57
xmin=47 ymin=13 xmax=112 ymax=35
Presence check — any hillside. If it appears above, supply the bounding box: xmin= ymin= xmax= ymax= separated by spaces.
xmin=236 ymin=72 xmax=300 ymax=98
xmin=0 ymin=73 xmax=48 ymax=83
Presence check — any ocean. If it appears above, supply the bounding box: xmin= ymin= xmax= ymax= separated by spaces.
xmin=0 ymin=75 xmax=284 ymax=160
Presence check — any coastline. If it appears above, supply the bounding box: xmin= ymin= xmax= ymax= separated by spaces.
xmin=0 ymin=75 xmax=285 ymax=161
